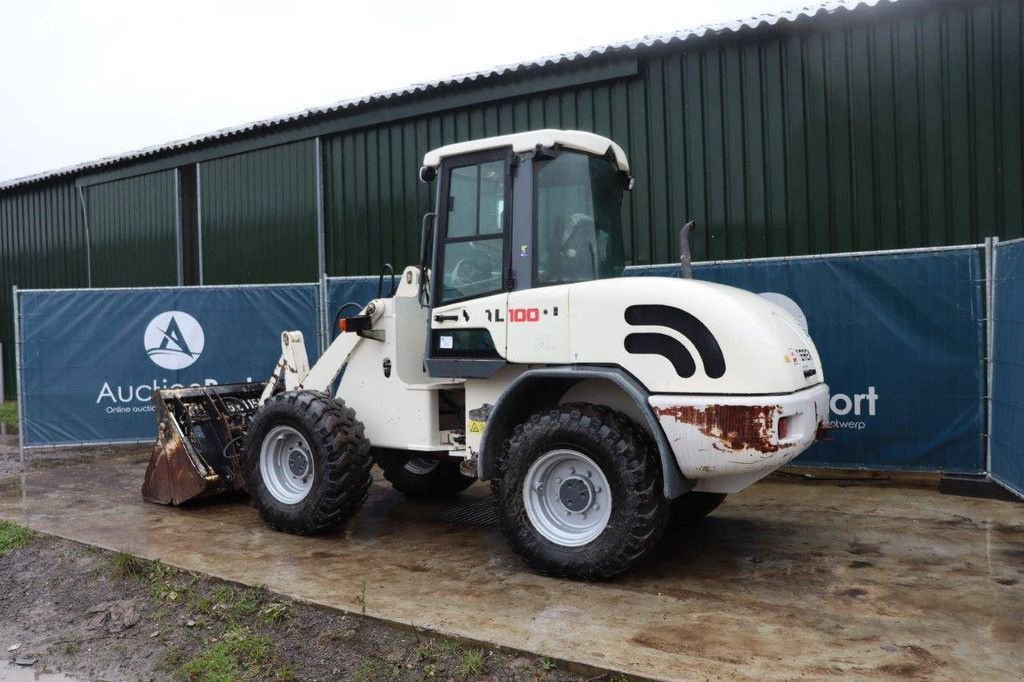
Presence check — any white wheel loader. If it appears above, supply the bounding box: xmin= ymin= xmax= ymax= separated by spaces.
xmin=143 ymin=129 xmax=829 ymax=579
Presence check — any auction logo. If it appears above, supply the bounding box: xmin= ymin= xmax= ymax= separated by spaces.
xmin=144 ymin=311 xmax=205 ymax=370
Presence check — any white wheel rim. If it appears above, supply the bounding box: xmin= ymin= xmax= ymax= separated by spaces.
xmin=404 ymin=457 xmax=439 ymax=475
xmin=260 ymin=425 xmax=314 ymax=504
xmin=522 ymin=449 xmax=612 ymax=547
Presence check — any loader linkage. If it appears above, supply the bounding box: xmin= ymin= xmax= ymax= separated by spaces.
xmin=142 ymin=382 xmax=264 ymax=505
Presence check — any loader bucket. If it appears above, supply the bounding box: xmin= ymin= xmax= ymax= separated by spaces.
xmin=142 ymin=382 xmax=265 ymax=505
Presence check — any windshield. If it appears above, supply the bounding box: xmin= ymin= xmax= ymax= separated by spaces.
xmin=534 ymin=151 xmax=626 ymax=286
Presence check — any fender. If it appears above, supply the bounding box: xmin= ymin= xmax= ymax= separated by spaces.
xmin=477 ymin=365 xmax=693 ymax=499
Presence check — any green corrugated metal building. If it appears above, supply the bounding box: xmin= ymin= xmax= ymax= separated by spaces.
xmin=1 ymin=0 xmax=1022 ymax=394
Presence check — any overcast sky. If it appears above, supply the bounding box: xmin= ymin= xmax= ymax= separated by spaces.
xmin=0 ymin=0 xmax=806 ymax=183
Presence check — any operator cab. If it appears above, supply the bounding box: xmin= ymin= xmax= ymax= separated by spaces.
xmin=419 ymin=130 xmax=633 ymax=378
xmin=420 ymin=129 xmax=633 ymax=302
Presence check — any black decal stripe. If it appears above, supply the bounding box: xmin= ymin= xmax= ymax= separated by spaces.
xmin=624 ymin=333 xmax=696 ymax=378
xmin=624 ymin=304 xmax=726 ymax=379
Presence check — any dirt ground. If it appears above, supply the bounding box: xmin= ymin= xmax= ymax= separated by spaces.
xmin=0 ymin=530 xmax=595 ymax=681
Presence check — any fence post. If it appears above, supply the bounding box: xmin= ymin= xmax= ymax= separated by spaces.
xmin=319 ymin=272 xmax=329 ymax=355
xmin=983 ymin=237 xmax=999 ymax=476
xmin=12 ymin=286 xmax=24 ymax=463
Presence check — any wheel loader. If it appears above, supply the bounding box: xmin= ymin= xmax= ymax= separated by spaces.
xmin=143 ymin=129 xmax=829 ymax=579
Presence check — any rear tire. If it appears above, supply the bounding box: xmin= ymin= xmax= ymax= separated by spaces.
xmin=244 ymin=391 xmax=372 ymax=535
xmin=375 ymin=450 xmax=476 ymax=498
xmin=670 ymin=491 xmax=727 ymax=526
xmin=492 ymin=403 xmax=670 ymax=580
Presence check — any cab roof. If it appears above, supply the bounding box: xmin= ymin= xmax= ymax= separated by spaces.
xmin=421 ymin=129 xmax=630 ymax=173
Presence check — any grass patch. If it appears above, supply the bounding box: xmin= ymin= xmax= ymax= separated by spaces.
xmin=460 ymin=648 xmax=486 ymax=678
xmin=0 ymin=520 xmax=33 ymax=556
xmin=161 ymin=645 xmax=185 ymax=670
xmin=414 ymin=637 xmax=462 ymax=663
xmin=415 ymin=643 xmax=437 ymax=662
xmin=150 ymin=573 xmax=199 ymax=606
xmin=0 ymin=401 xmax=17 ymax=428
xmin=190 ymin=594 xmax=215 ymax=616
xmin=143 ymin=559 xmax=177 ymax=582
xmin=212 ymin=585 xmax=237 ymax=603
xmin=229 ymin=587 xmax=265 ymax=620
xmin=351 ymin=658 xmax=399 ymax=682
xmin=432 ymin=638 xmax=462 ymax=657
xmin=180 ymin=626 xmax=273 ymax=681
xmin=258 ymin=601 xmax=289 ymax=625
xmin=110 ymin=549 xmax=146 ymax=578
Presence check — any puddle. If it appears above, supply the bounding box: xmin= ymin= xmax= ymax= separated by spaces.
xmin=0 ymin=660 xmax=82 ymax=681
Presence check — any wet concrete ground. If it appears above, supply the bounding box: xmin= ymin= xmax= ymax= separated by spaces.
xmin=1 ymin=456 xmax=1021 ymax=680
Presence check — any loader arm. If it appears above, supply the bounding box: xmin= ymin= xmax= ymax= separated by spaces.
xmin=259 ymin=329 xmax=365 ymax=403
xmin=144 ymin=312 xmax=372 ymax=506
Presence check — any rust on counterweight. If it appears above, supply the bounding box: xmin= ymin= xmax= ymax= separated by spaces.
xmin=654 ymin=404 xmax=783 ymax=453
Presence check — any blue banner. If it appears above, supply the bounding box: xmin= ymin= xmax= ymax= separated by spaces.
xmin=18 ymin=253 xmax=990 ymax=473
xmin=991 ymin=239 xmax=1024 ymax=497
xmin=628 ymin=248 xmax=986 ymax=473
xmin=18 ymin=285 xmax=321 ymax=446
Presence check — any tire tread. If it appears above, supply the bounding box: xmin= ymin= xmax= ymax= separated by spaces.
xmin=245 ymin=391 xmax=372 ymax=535
xmin=492 ymin=403 xmax=669 ymax=580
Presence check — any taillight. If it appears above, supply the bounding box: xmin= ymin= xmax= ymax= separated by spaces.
xmin=778 ymin=415 xmax=792 ymax=440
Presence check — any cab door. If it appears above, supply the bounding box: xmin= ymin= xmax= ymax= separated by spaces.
xmin=426 ymin=150 xmax=512 ymax=379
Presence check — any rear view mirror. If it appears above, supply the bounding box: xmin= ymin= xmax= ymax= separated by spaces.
xmin=418 ymin=212 xmax=436 ymax=306
xmin=420 ymin=212 xmax=435 ymax=269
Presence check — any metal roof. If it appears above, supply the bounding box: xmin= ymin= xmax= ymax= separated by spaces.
xmin=0 ymin=0 xmax=893 ymax=191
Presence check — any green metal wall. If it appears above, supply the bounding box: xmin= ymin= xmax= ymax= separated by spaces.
xmin=323 ymin=0 xmax=1023 ymax=273
xmin=0 ymin=0 xmax=1022 ymax=395
xmin=323 ymin=126 xmax=431 ymax=275
xmin=199 ymin=141 xmax=319 ymax=284
xmin=0 ymin=181 xmax=89 ymax=395
xmin=86 ymin=170 xmax=178 ymax=287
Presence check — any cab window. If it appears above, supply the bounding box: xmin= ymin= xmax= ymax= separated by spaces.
xmin=535 ymin=151 xmax=625 ymax=286
xmin=439 ymin=158 xmax=507 ymax=303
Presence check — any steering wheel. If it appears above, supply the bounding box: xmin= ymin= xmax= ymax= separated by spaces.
xmin=451 ymin=257 xmax=489 ymax=288
xmin=560 ymin=213 xmax=595 ymax=258
xmin=543 ymin=213 xmax=595 ymax=281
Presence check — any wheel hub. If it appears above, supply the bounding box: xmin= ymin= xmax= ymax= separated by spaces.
xmin=259 ymin=425 xmax=315 ymax=504
xmin=558 ymin=476 xmax=594 ymax=513
xmin=287 ymin=448 xmax=310 ymax=478
xmin=522 ymin=449 xmax=612 ymax=547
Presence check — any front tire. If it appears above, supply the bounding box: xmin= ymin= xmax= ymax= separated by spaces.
xmin=492 ymin=403 xmax=670 ymax=580
xmin=244 ymin=391 xmax=372 ymax=535
xmin=375 ymin=450 xmax=476 ymax=498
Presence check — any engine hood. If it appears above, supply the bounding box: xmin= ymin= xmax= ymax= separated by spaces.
xmin=566 ymin=277 xmax=825 ymax=395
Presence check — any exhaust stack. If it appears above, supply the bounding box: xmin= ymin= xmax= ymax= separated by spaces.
xmin=679 ymin=220 xmax=696 ymax=279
